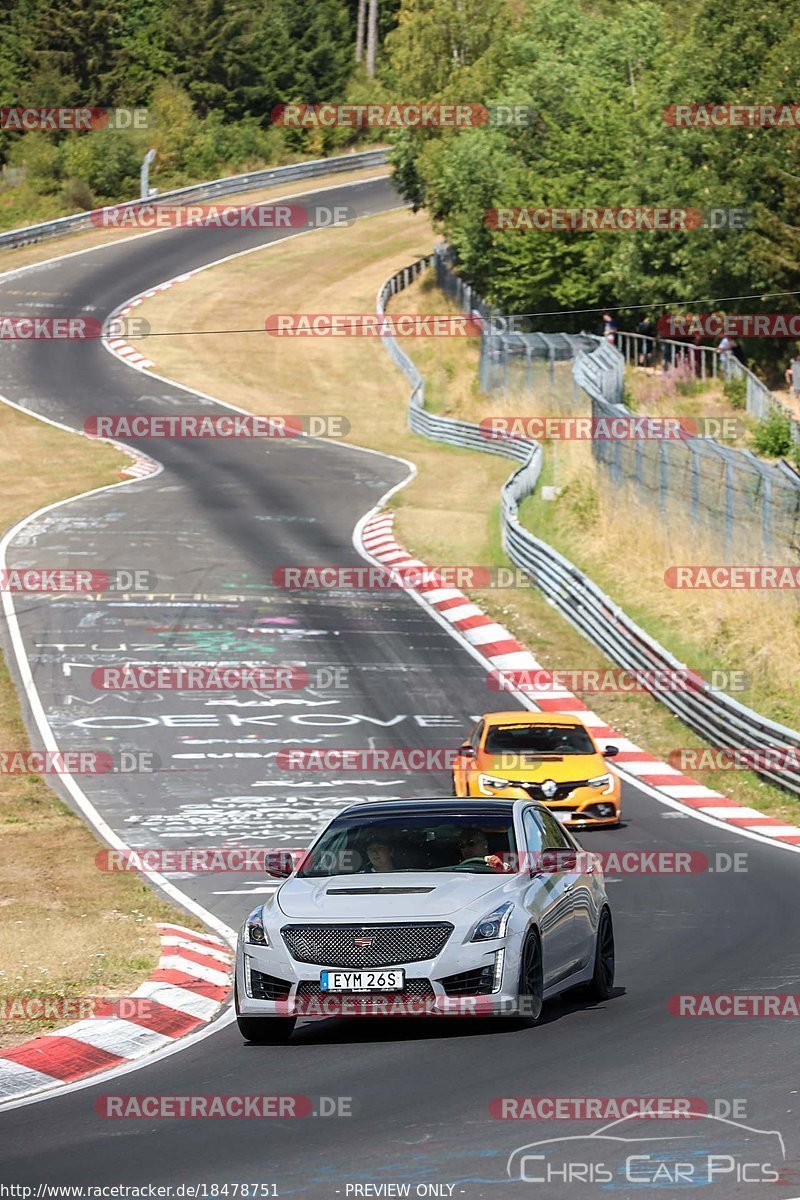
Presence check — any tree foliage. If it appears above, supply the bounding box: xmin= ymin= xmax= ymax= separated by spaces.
xmin=384 ymin=0 xmax=800 ymax=372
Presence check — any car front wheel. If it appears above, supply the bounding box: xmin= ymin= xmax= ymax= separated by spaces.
xmin=516 ymin=929 xmax=544 ymax=1024
xmin=235 ymin=983 xmax=296 ymax=1043
xmin=236 ymin=1015 xmax=296 ymax=1044
xmin=583 ymin=906 xmax=615 ymax=1001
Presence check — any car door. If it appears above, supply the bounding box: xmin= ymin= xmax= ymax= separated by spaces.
xmin=522 ymin=808 xmax=577 ymax=989
xmin=544 ymin=816 xmax=599 ymax=974
xmin=549 ymin=822 xmax=598 ymax=970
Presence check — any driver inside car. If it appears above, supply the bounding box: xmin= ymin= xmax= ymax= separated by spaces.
xmin=458 ymin=828 xmax=513 ymax=872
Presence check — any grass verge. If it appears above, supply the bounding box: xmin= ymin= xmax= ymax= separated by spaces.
xmin=0 ymin=409 xmax=204 ymax=1051
xmin=126 ymin=211 xmax=800 ymax=827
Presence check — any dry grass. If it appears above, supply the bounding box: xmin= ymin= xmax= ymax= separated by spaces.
xmin=523 ymin=459 xmax=800 ymax=707
xmin=0 ymin=408 xmax=204 ymax=1050
xmin=126 ymin=210 xmax=800 ymax=825
xmin=624 ymin=364 xmax=755 ymax=446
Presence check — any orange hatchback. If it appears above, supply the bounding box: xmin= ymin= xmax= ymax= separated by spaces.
xmin=452 ymin=710 xmax=621 ymax=829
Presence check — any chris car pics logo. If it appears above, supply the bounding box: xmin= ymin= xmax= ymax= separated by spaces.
xmin=506 ymin=1112 xmax=784 ymax=1187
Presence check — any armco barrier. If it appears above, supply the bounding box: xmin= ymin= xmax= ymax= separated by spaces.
xmin=0 ymin=149 xmax=389 ymax=251
xmin=377 ymin=251 xmax=800 ymax=798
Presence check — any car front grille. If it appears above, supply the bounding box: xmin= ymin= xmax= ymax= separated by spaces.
xmin=439 ymin=965 xmax=495 ymax=996
xmin=281 ymin=923 xmax=453 ymax=967
xmin=517 ymin=780 xmax=591 ymax=802
xmin=249 ymin=969 xmax=292 ymax=1001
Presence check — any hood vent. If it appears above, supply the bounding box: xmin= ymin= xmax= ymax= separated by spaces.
xmin=325 ymin=887 xmax=436 ymax=896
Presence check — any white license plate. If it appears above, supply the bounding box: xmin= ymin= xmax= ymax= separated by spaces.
xmin=553 ymin=810 xmax=576 ymax=823
xmin=320 ymin=969 xmax=405 ymax=992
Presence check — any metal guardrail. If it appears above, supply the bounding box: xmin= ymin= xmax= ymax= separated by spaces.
xmin=377 ymin=251 xmax=800 ymax=798
xmin=0 ymin=149 xmax=389 ymax=251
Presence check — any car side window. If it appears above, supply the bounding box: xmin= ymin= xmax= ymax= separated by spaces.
xmin=469 ymin=720 xmax=484 ymax=751
xmin=535 ymin=809 xmax=571 ymax=850
xmin=522 ymin=809 xmax=543 ymax=854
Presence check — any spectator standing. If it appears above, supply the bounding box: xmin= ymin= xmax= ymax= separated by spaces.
xmin=690 ymin=331 xmax=704 ymax=377
xmin=718 ymin=333 xmax=734 ymax=378
xmin=785 ymin=353 xmax=800 ymax=398
xmin=730 ymin=337 xmax=746 ymax=367
xmin=601 ymin=312 xmax=618 ymax=345
xmin=635 ymin=314 xmax=656 ymax=365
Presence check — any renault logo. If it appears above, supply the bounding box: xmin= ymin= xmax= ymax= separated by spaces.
xmin=541 ymin=779 xmax=558 ymax=799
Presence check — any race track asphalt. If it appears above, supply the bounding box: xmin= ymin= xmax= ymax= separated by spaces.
xmin=0 ymin=172 xmax=798 ymax=1198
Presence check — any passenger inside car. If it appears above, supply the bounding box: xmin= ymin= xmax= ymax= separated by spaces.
xmin=361 ymin=838 xmax=397 ymax=872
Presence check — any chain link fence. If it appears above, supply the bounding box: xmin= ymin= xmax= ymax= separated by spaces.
xmin=431 ymin=244 xmax=800 ymax=556
xmin=378 ymin=251 xmax=800 ymax=799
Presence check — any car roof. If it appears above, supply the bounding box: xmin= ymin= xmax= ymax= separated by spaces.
xmin=336 ymin=796 xmax=521 ymax=819
xmin=482 ymin=710 xmax=589 ymax=727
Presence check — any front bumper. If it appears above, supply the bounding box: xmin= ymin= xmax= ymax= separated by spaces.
xmin=236 ymin=931 xmax=523 ymax=1019
xmin=467 ymin=780 xmax=621 ymax=827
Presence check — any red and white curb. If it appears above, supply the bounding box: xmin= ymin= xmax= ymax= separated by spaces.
xmin=118 ymin=447 xmax=160 ymax=480
xmin=104 ymin=280 xmax=197 ymax=478
xmin=105 ymin=332 xmax=153 ymax=371
xmin=0 ymin=923 xmax=232 ymax=1103
xmin=105 ymin=274 xmax=200 ymax=375
xmin=360 ymin=510 xmax=800 ymax=847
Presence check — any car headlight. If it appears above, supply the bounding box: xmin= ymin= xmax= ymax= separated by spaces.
xmin=471 ymin=902 xmax=514 ymax=942
xmin=478 ymin=773 xmax=513 ymax=791
xmin=587 ymin=773 xmax=614 ymax=795
xmin=244 ymin=906 xmax=269 ymax=946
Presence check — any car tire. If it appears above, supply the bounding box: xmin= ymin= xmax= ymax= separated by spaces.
xmin=516 ymin=929 xmax=544 ymax=1025
xmin=582 ymin=906 xmax=615 ymax=1001
xmin=235 ymin=983 xmax=296 ymax=1043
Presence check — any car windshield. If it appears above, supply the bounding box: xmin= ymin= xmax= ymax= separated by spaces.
xmin=297 ymin=808 xmax=517 ymax=877
xmin=484 ymin=723 xmax=596 ymax=756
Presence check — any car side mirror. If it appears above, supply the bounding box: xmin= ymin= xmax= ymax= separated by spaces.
xmin=535 ymin=848 xmax=578 ymax=874
xmin=459 ymin=742 xmax=476 ymax=758
xmin=264 ymin=850 xmax=296 ymax=879
xmin=603 ymin=744 xmax=619 ymax=758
